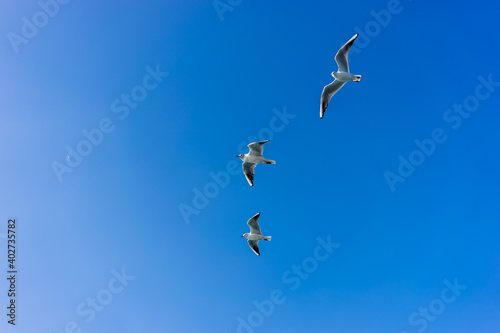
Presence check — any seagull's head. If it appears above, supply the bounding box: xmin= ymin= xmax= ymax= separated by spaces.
xmin=241 ymin=233 xmax=249 ymax=238
xmin=236 ymin=154 xmax=244 ymax=160
xmin=331 ymin=71 xmax=336 ymax=77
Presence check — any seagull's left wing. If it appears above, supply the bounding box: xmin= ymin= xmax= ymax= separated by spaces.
xmin=335 ymin=34 xmax=358 ymax=72
xmin=320 ymin=80 xmax=346 ymax=119
xmin=247 ymin=213 xmax=262 ymax=235
xmin=247 ymin=140 xmax=269 ymax=156
xmin=247 ymin=240 xmax=260 ymax=256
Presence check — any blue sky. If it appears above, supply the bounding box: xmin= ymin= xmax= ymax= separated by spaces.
xmin=1 ymin=0 xmax=500 ymax=332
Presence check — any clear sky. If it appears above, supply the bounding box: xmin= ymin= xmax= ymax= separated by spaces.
xmin=1 ymin=1 xmax=500 ymax=332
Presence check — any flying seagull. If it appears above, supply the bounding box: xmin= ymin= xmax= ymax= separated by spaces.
xmin=237 ymin=140 xmax=276 ymax=187
xmin=241 ymin=213 xmax=271 ymax=256
xmin=320 ymin=34 xmax=361 ymax=119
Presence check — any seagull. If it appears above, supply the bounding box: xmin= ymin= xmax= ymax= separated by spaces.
xmin=241 ymin=213 xmax=271 ymax=256
xmin=320 ymin=34 xmax=361 ymax=119
xmin=237 ymin=140 xmax=276 ymax=187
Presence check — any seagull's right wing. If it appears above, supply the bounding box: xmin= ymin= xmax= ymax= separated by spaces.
xmin=247 ymin=213 xmax=262 ymax=235
xmin=320 ymin=80 xmax=346 ymax=119
xmin=335 ymin=34 xmax=359 ymax=72
xmin=247 ymin=240 xmax=260 ymax=256
xmin=247 ymin=140 xmax=269 ymax=156
xmin=242 ymin=162 xmax=257 ymax=187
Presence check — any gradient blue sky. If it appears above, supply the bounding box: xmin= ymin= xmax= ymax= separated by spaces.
xmin=1 ymin=1 xmax=500 ymax=332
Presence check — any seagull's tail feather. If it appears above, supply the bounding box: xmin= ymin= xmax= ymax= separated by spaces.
xmin=263 ymin=236 xmax=271 ymax=241
xmin=354 ymin=75 xmax=361 ymax=82
xmin=264 ymin=159 xmax=276 ymax=165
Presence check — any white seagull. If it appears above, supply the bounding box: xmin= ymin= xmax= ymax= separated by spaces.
xmin=237 ymin=140 xmax=276 ymax=187
xmin=320 ymin=34 xmax=361 ymax=119
xmin=241 ymin=213 xmax=271 ymax=256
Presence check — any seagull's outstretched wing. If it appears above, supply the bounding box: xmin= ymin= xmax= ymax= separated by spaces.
xmin=242 ymin=162 xmax=256 ymax=186
xmin=335 ymin=34 xmax=358 ymax=73
xmin=247 ymin=240 xmax=260 ymax=256
xmin=320 ymin=81 xmax=346 ymax=119
xmin=247 ymin=140 xmax=269 ymax=156
xmin=247 ymin=213 xmax=262 ymax=235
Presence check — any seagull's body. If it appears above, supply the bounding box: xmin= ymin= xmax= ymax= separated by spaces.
xmin=241 ymin=213 xmax=271 ymax=256
xmin=320 ymin=34 xmax=361 ymax=119
xmin=237 ymin=140 xmax=275 ymax=187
